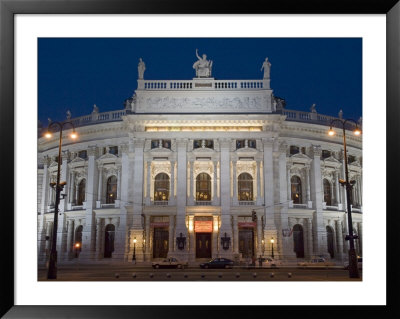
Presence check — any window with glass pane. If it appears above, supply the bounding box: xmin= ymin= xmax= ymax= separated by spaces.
xmin=193 ymin=140 xmax=202 ymax=149
xmin=162 ymin=140 xmax=171 ymax=149
xmin=151 ymin=140 xmax=159 ymax=149
xmin=154 ymin=173 xmax=170 ymax=201
xmin=238 ymin=173 xmax=253 ymax=201
xmin=290 ymin=146 xmax=299 ymax=155
xmin=106 ymin=176 xmax=117 ymax=204
xmin=248 ymin=140 xmax=256 ymax=149
xmin=236 ymin=140 xmax=245 ymax=149
xmin=323 ymin=179 xmax=332 ymax=206
xmin=109 ymin=146 xmax=118 ymax=155
xmin=291 ymin=176 xmax=302 ymax=204
xmin=196 ymin=173 xmax=211 ymax=201
xmin=322 ymin=150 xmax=331 ymax=159
xmin=205 ymin=139 xmax=214 ymax=149
xmin=78 ymin=150 xmax=87 ymax=159
xmin=77 ymin=179 xmax=86 ymax=205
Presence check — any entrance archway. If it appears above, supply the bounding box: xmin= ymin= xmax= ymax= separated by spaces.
xmin=326 ymin=226 xmax=335 ymax=258
xmin=104 ymin=224 xmax=115 ymax=258
xmin=293 ymin=224 xmax=305 ymax=258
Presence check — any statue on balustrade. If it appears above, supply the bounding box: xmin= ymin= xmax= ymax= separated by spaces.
xmin=138 ymin=58 xmax=146 ymax=79
xmin=261 ymin=57 xmax=271 ymax=79
xmin=193 ymin=49 xmax=213 ymax=78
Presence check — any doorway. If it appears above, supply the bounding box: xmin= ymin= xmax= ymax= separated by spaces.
xmin=196 ymin=233 xmax=212 ymax=258
xmin=239 ymin=229 xmax=254 ymax=259
xmin=104 ymin=224 xmax=115 ymax=258
xmin=153 ymin=228 xmax=169 ymax=258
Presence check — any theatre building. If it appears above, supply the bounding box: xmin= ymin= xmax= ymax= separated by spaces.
xmin=37 ymin=55 xmax=363 ymax=265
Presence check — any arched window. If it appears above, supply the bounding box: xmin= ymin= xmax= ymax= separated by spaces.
xmin=323 ymin=179 xmax=332 ymax=206
xmin=293 ymin=224 xmax=304 ymax=258
xmin=196 ymin=173 xmax=211 ymax=201
xmin=238 ymin=173 xmax=253 ymax=201
xmin=77 ymin=179 xmax=86 ymax=205
xmin=106 ymin=176 xmax=117 ymax=204
xmin=291 ymin=176 xmax=302 ymax=204
xmin=154 ymin=173 xmax=170 ymax=201
xmin=326 ymin=226 xmax=334 ymax=258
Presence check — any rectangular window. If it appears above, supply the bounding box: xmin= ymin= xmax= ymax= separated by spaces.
xmin=78 ymin=150 xmax=87 ymax=159
xmin=248 ymin=139 xmax=256 ymax=149
xmin=162 ymin=140 xmax=171 ymax=149
xmin=322 ymin=150 xmax=331 ymax=159
xmin=151 ymin=140 xmax=160 ymax=149
xmin=193 ymin=140 xmax=202 ymax=149
xmin=109 ymin=146 xmax=118 ymax=155
xmin=236 ymin=140 xmax=245 ymax=150
xmin=290 ymin=146 xmax=299 ymax=155
xmin=348 ymin=155 xmax=356 ymax=164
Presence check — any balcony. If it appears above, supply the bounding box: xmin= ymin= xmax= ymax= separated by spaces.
xmin=153 ymin=200 xmax=169 ymax=206
xmin=238 ymin=201 xmax=256 ymax=206
xmin=195 ymin=201 xmax=212 ymax=206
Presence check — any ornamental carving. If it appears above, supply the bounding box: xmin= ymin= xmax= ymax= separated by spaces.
xmin=236 ymin=162 xmax=256 ymax=178
xmin=193 ymin=161 xmax=213 ymax=177
xmin=151 ymin=162 xmax=171 ymax=177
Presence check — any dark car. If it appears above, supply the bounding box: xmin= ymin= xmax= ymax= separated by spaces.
xmin=200 ymin=258 xmax=234 ymax=269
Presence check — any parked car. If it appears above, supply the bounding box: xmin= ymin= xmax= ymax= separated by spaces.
xmin=200 ymin=258 xmax=234 ymax=269
xmin=152 ymin=257 xmax=188 ymax=269
xmin=262 ymin=257 xmax=283 ymax=268
xmin=298 ymin=258 xmax=335 ymax=267
xmin=344 ymin=257 xmax=362 ymax=270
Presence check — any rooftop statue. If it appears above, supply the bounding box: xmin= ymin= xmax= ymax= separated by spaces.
xmin=138 ymin=58 xmax=146 ymax=79
xmin=193 ymin=49 xmax=213 ymax=78
xmin=261 ymin=57 xmax=271 ymax=79
xmin=66 ymin=110 xmax=71 ymax=119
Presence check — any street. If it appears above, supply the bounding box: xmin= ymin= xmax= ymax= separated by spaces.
xmin=38 ymin=263 xmax=362 ymax=281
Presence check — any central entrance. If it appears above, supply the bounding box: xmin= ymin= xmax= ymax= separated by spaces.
xmin=153 ymin=228 xmax=169 ymax=258
xmin=239 ymin=229 xmax=254 ymax=259
xmin=196 ymin=233 xmax=212 ymax=258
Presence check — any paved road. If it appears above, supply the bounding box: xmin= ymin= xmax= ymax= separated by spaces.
xmin=38 ymin=263 xmax=362 ymax=281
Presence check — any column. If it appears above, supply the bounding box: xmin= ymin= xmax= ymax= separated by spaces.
xmin=40 ymin=156 xmax=50 ymax=214
xmin=97 ymin=166 xmax=103 ymax=208
xmin=56 ymin=152 xmax=70 ymax=256
xmin=95 ymin=217 xmax=103 ymax=259
xmin=306 ymin=166 xmax=311 ymax=207
xmin=117 ymin=166 xmax=121 ymax=200
xmin=145 ymin=215 xmax=151 ymax=260
xmin=188 ymin=160 xmax=194 ymax=205
xmin=336 ymin=219 xmax=344 ymax=261
xmin=307 ymin=218 xmax=313 ymax=258
xmin=170 ymin=160 xmax=175 ymax=204
xmin=287 ymin=165 xmax=292 ymax=205
xmin=256 ymin=214 xmax=263 ymax=257
xmin=213 ymin=161 xmax=218 ymax=205
xmin=335 ymin=171 xmax=341 ymax=208
xmin=256 ymin=160 xmax=262 ymax=205
xmin=168 ymin=215 xmax=175 ymax=254
xmin=232 ymin=160 xmax=238 ymax=205
xmin=232 ymin=215 xmax=239 ymax=254
xmin=212 ymin=215 xmax=219 ymax=258
xmin=146 ymin=161 xmax=151 ymax=205
xmin=262 ymin=138 xmax=275 ymax=230
xmin=66 ymin=219 xmax=74 ymax=260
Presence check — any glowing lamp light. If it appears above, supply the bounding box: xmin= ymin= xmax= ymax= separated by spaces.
xmin=74 ymin=243 xmax=80 ymax=248
xmin=328 ymin=128 xmax=335 ymax=136
xmin=353 ymin=128 xmax=361 ymax=136
xmin=70 ymin=131 xmax=78 ymax=139
xmin=133 ymin=238 xmax=137 ymax=244
xmin=188 ymin=219 xmax=194 ymax=232
xmin=270 ymin=238 xmax=275 ymax=244
xmin=44 ymin=132 xmax=52 ymax=139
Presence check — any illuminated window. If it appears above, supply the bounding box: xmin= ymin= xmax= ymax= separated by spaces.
xmin=291 ymin=176 xmax=302 ymax=204
xmin=154 ymin=173 xmax=170 ymax=201
xmin=238 ymin=173 xmax=253 ymax=201
xmin=196 ymin=173 xmax=211 ymax=201
xmin=106 ymin=176 xmax=117 ymax=204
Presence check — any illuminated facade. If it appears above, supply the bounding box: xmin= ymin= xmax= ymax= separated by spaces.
xmin=37 ymin=61 xmax=362 ymax=265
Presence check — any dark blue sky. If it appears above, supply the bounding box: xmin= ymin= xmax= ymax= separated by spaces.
xmin=38 ymin=38 xmax=362 ymax=125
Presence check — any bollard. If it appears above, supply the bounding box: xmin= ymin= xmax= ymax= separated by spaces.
xmin=287 ymin=272 xmax=292 ymax=278
xmin=149 ymin=273 xmax=154 ymax=278
xmin=235 ymin=273 xmax=240 ymax=278
xmin=115 ymin=273 xmax=120 ymax=279
xmin=252 ymin=272 xmax=257 ymax=278
xmin=132 ymin=273 xmax=137 ymax=278
xmin=218 ymin=273 xmax=223 ymax=278
xmin=270 ymin=272 xmax=274 ymax=278
xmin=166 ymin=273 xmax=171 ymax=278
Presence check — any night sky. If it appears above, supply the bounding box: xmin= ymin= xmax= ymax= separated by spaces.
xmin=38 ymin=38 xmax=362 ymax=126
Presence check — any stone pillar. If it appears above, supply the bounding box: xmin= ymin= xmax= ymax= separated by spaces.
xmin=212 ymin=215 xmax=219 ymax=258
xmin=335 ymin=219 xmax=344 ymax=261
xmin=232 ymin=160 xmax=238 ymax=205
xmin=256 ymin=214 xmax=263 ymax=257
xmin=66 ymin=219 xmax=74 ymax=260
xmin=168 ymin=215 xmax=175 ymax=254
xmin=170 ymin=160 xmax=175 ymax=204
xmin=145 ymin=160 xmax=151 ymax=205
xmin=310 ymin=145 xmax=327 ymax=257
xmin=95 ymin=217 xmax=103 ymax=259
xmin=128 ymin=138 xmax=146 ymax=262
xmin=335 ymin=171 xmax=341 ymax=209
xmin=232 ymin=215 xmax=239 ymax=255
xmin=117 ymin=166 xmax=121 ymax=200
xmin=189 ymin=160 xmax=194 ymax=205
xmin=96 ymin=165 xmax=103 ymax=208
xmin=213 ymin=161 xmax=218 ymax=205
xmin=307 ymin=218 xmax=313 ymax=258
xmin=144 ymin=214 xmax=151 ymax=261
xmin=256 ymin=160 xmax=262 ymax=205
xmin=262 ymin=138 xmax=275 ymax=230
xmin=219 ymin=139 xmax=233 ymax=258
xmin=174 ymin=139 xmax=188 ymax=260
xmin=306 ymin=166 xmax=312 ymax=208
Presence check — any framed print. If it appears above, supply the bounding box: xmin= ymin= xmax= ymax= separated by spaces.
xmin=1 ymin=0 xmax=399 ymax=317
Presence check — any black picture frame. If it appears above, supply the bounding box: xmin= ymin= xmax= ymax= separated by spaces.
xmin=1 ymin=0 xmax=399 ymax=317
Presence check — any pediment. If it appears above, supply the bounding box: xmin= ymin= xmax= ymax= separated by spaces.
xmin=235 ymin=147 xmax=258 ymax=155
xmin=192 ymin=147 xmax=215 ymax=155
xmin=290 ymin=153 xmax=311 ymax=162
xmin=98 ymin=153 xmax=118 ymax=161
xmin=323 ymin=156 xmax=341 ymax=168
xmin=70 ymin=157 xmax=86 ymax=165
xmin=149 ymin=147 xmax=172 ymax=154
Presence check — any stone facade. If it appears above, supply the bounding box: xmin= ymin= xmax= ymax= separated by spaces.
xmin=37 ymin=72 xmax=362 ymax=265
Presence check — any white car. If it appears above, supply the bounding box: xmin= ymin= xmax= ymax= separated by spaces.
xmin=152 ymin=257 xmax=188 ymax=269
xmin=298 ymin=258 xmax=335 ymax=267
xmin=262 ymin=257 xmax=283 ymax=268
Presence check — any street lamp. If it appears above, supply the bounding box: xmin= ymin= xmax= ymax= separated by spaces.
xmin=132 ymin=237 xmax=137 ymax=263
xmin=44 ymin=121 xmax=78 ymax=279
xmin=328 ymin=118 xmax=361 ymax=278
xmin=270 ymin=237 xmax=274 ymax=259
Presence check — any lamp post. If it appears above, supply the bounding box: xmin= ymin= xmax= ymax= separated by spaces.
xmin=270 ymin=237 xmax=274 ymax=259
xmin=44 ymin=121 xmax=77 ymax=279
xmin=132 ymin=237 xmax=137 ymax=263
xmin=328 ymin=118 xmax=361 ymax=278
